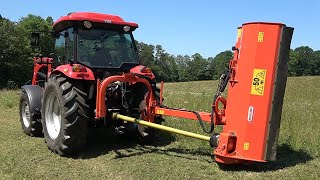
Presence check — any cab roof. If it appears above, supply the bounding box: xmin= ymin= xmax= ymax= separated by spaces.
xmin=53 ymin=12 xmax=138 ymax=32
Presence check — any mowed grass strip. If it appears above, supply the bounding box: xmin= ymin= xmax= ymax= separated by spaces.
xmin=0 ymin=76 xmax=319 ymax=179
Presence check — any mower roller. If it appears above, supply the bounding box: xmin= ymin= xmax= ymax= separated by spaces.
xmin=18 ymin=12 xmax=293 ymax=165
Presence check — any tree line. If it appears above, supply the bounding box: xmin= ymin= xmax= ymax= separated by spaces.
xmin=0 ymin=14 xmax=320 ymax=89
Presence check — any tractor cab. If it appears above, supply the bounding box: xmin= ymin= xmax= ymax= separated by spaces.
xmin=52 ymin=12 xmax=140 ymax=71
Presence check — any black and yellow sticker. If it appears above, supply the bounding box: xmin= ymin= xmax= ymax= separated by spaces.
xmin=156 ymin=109 xmax=164 ymax=115
xmin=243 ymin=142 xmax=250 ymax=150
xmin=258 ymin=32 xmax=264 ymax=42
xmin=251 ymin=69 xmax=267 ymax=96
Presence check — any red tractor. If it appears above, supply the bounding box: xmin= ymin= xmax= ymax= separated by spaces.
xmin=19 ymin=12 xmax=162 ymax=155
xmin=19 ymin=12 xmax=294 ymax=165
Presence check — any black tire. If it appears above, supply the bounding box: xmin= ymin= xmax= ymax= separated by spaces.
xmin=19 ymin=91 xmax=43 ymax=137
xmin=41 ymin=74 xmax=89 ymax=155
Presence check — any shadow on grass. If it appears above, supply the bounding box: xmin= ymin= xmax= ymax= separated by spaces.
xmin=218 ymin=143 xmax=313 ymax=172
xmin=71 ymin=127 xmax=176 ymax=159
xmin=71 ymin=130 xmax=311 ymax=169
xmin=113 ymin=145 xmax=213 ymax=163
xmin=71 ymin=128 xmax=212 ymax=163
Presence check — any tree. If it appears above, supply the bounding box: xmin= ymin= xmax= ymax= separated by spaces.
xmin=136 ymin=41 xmax=155 ymax=68
xmin=0 ymin=14 xmax=54 ymax=88
xmin=186 ymin=53 xmax=211 ymax=80
xmin=17 ymin=14 xmax=54 ymax=56
xmin=288 ymin=49 xmax=299 ymax=76
xmin=0 ymin=17 xmax=31 ymax=88
xmin=294 ymin=46 xmax=314 ymax=76
xmin=176 ymin=55 xmax=191 ymax=81
xmin=312 ymin=50 xmax=320 ymax=75
xmin=212 ymin=51 xmax=233 ymax=79
xmin=1 ymin=14 xmax=320 ymax=89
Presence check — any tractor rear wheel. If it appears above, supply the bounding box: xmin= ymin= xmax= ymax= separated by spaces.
xmin=19 ymin=92 xmax=43 ymax=137
xmin=41 ymin=74 xmax=89 ymax=155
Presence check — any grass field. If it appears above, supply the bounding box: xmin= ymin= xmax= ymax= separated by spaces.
xmin=0 ymin=76 xmax=319 ymax=179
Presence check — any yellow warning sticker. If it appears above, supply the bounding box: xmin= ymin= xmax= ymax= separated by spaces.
xmin=258 ymin=32 xmax=264 ymax=42
xmin=237 ymin=28 xmax=242 ymax=39
xmin=251 ymin=69 xmax=267 ymax=96
xmin=244 ymin=142 xmax=250 ymax=150
xmin=156 ymin=109 xmax=164 ymax=115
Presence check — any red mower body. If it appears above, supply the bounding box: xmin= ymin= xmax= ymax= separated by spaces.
xmin=214 ymin=22 xmax=294 ymax=164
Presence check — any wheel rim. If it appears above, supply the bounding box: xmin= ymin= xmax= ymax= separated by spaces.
xmin=21 ymin=101 xmax=30 ymax=128
xmin=45 ymin=92 xmax=62 ymax=140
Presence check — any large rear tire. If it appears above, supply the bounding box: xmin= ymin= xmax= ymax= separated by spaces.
xmin=41 ymin=74 xmax=89 ymax=155
xmin=19 ymin=91 xmax=43 ymax=137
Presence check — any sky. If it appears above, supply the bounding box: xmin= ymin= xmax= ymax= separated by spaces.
xmin=1 ymin=0 xmax=319 ymax=58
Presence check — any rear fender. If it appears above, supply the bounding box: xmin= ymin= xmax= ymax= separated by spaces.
xmin=21 ymin=85 xmax=43 ymax=115
xmin=52 ymin=64 xmax=95 ymax=80
xmin=130 ymin=65 xmax=155 ymax=79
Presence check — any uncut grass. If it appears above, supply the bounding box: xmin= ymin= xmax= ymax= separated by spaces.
xmin=0 ymin=76 xmax=319 ymax=179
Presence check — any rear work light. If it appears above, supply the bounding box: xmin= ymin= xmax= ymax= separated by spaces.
xmin=123 ymin=26 xmax=130 ymax=32
xmin=72 ymin=65 xmax=87 ymax=72
xmin=83 ymin=21 xmax=92 ymax=29
xmin=141 ymin=66 xmax=152 ymax=73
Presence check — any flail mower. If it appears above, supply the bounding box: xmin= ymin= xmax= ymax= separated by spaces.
xmin=19 ymin=12 xmax=293 ymax=164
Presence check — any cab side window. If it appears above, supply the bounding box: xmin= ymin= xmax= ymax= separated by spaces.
xmin=65 ymin=28 xmax=74 ymax=62
xmin=54 ymin=30 xmax=66 ymax=65
xmin=54 ymin=28 xmax=75 ymax=66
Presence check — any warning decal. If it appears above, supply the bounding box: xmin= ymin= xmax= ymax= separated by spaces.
xmin=251 ymin=69 xmax=267 ymax=96
xmin=244 ymin=142 xmax=250 ymax=150
xmin=258 ymin=32 xmax=264 ymax=42
xmin=156 ymin=109 xmax=164 ymax=115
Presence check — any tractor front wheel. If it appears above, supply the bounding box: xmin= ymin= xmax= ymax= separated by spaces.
xmin=19 ymin=91 xmax=43 ymax=137
xmin=41 ymin=75 xmax=89 ymax=155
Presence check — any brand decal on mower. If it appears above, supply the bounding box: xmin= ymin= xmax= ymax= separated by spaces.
xmin=251 ymin=69 xmax=267 ymax=96
xmin=247 ymin=106 xmax=254 ymax=122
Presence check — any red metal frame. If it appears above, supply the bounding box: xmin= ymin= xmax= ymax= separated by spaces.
xmin=31 ymin=57 xmax=53 ymax=85
xmin=95 ymin=73 xmax=156 ymax=123
xmin=154 ymin=107 xmax=212 ymax=123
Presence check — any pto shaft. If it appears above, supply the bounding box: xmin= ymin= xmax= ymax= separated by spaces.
xmin=112 ymin=113 xmax=211 ymax=142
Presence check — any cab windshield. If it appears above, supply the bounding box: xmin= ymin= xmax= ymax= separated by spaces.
xmin=77 ymin=28 xmax=138 ymax=67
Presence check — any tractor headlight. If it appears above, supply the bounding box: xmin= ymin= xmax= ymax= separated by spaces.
xmin=83 ymin=21 xmax=92 ymax=29
xmin=123 ymin=26 xmax=130 ymax=32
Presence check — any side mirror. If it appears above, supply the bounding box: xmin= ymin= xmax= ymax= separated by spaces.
xmin=30 ymin=32 xmax=40 ymax=47
xmin=64 ymin=31 xmax=69 ymax=38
